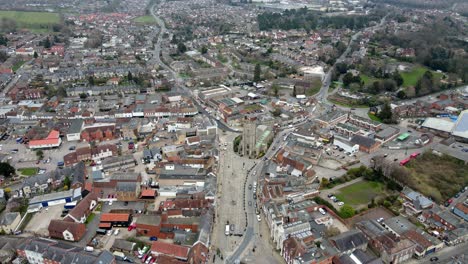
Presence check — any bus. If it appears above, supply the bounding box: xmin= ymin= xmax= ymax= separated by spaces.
xmin=410 ymin=152 xmax=420 ymax=159
xmin=399 ymin=158 xmax=411 ymax=166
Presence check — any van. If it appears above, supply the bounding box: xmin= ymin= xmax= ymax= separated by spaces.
xmin=318 ymin=208 xmax=326 ymax=215
xmin=84 ymin=246 xmax=94 ymax=252
xmin=225 ymin=224 xmax=230 ymax=236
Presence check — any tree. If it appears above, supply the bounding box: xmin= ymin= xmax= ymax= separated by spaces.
xmin=271 ymin=84 xmax=279 ymax=97
xmin=36 ymin=150 xmax=44 ymax=160
xmin=396 ymin=90 xmax=406 ymax=99
xmin=79 ymin=93 xmax=88 ymax=99
xmin=378 ymin=102 xmax=393 ymax=123
xmin=320 ymin=178 xmax=330 ymax=188
xmin=254 ymin=63 xmax=262 ymax=83
xmin=0 ymin=163 xmax=15 ymax=177
xmin=33 ymin=51 xmax=38 ymax=59
xmin=43 ymin=37 xmax=51 ymax=49
xmin=200 ymin=46 xmax=208 ymax=54
xmin=342 ymin=72 xmax=354 ymax=87
xmin=392 ymin=71 xmax=404 ymax=87
xmin=271 ymin=108 xmax=281 ymax=117
xmin=177 ymin=42 xmax=187 ymax=54
xmin=339 ymin=205 xmax=356 ymax=218
xmin=127 ymin=71 xmax=133 ymax=81
xmin=324 ymin=226 xmax=341 ymax=237
xmin=63 ymin=176 xmax=71 ymax=189
xmin=88 ymin=75 xmax=95 ymax=86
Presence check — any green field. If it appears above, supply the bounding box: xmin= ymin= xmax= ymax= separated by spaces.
xmin=0 ymin=11 xmax=60 ymax=32
xmin=401 ymin=66 xmax=443 ymax=87
xmin=360 ymin=74 xmax=379 ymax=86
xmin=133 ymin=15 xmax=156 ymax=23
xmin=367 ymin=113 xmax=382 ymax=122
xmin=18 ymin=167 xmax=38 ymax=176
xmin=335 ymin=181 xmax=385 ymax=208
xmin=12 ymin=61 xmax=25 ymax=72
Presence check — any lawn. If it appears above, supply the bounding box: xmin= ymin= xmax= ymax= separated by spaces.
xmin=0 ymin=11 xmax=60 ymax=32
xmin=405 ymin=152 xmax=468 ymax=203
xmin=360 ymin=74 xmax=379 ymax=86
xmin=305 ymin=78 xmax=322 ymax=96
xmin=401 ymin=66 xmax=443 ymax=87
xmin=335 ymin=181 xmax=386 ymax=208
xmin=85 ymin=213 xmax=95 ymax=224
xmin=367 ymin=113 xmax=382 ymax=122
xmin=133 ymin=15 xmax=156 ymax=23
xmin=18 ymin=167 xmax=38 ymax=176
xmin=12 ymin=61 xmax=25 ymax=72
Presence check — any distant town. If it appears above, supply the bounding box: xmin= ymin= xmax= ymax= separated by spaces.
xmin=0 ymin=0 xmax=466 ymax=264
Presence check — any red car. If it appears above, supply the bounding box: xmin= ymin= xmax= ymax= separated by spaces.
xmin=128 ymin=223 xmax=136 ymax=231
xmin=447 ymin=199 xmax=453 ymax=204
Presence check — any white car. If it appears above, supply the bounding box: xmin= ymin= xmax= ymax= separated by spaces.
xmin=114 ymin=229 xmax=120 ymax=236
xmin=256 ymin=215 xmax=261 ymax=222
xmin=337 ymin=202 xmax=344 ymax=206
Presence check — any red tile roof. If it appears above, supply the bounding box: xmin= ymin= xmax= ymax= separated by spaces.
xmin=100 ymin=213 xmax=130 ymax=222
xmin=151 ymin=241 xmax=190 ymax=260
xmin=29 ymin=130 xmax=60 ymax=147
xmin=141 ymin=189 xmax=156 ymax=198
xmin=99 ymin=222 xmax=112 ymax=228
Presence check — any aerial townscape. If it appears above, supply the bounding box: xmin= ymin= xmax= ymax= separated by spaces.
xmin=0 ymin=0 xmax=467 ymax=263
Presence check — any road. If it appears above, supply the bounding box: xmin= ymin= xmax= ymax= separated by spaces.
xmin=406 ymin=242 xmax=466 ymax=264
xmin=149 ymin=2 xmax=237 ymax=133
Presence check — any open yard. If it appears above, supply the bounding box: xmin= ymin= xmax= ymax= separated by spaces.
xmin=405 ymin=152 xmax=468 ymax=202
xmin=133 ymin=15 xmax=156 ymax=23
xmin=0 ymin=11 xmax=60 ymax=32
xmin=335 ymin=180 xmax=386 ymax=209
xmin=17 ymin=167 xmax=38 ymax=176
xmin=401 ymin=66 xmax=443 ymax=87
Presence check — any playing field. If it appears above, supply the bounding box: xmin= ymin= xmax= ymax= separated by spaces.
xmin=335 ymin=180 xmax=385 ymax=208
xmin=0 ymin=11 xmax=60 ymax=32
xmin=134 ymin=15 xmax=156 ymax=23
xmin=18 ymin=167 xmax=38 ymax=176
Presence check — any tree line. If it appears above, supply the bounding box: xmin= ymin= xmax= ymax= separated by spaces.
xmin=257 ymin=8 xmax=385 ymax=31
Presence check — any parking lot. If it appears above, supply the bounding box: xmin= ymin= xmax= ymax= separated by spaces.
xmin=24 ymin=204 xmax=63 ymax=236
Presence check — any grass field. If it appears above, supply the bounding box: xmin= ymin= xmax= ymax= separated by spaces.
xmin=18 ymin=167 xmax=38 ymax=176
xmin=306 ymin=78 xmax=322 ymax=96
xmin=335 ymin=181 xmax=385 ymax=208
xmin=406 ymin=152 xmax=468 ymax=202
xmin=401 ymin=66 xmax=443 ymax=87
xmin=133 ymin=15 xmax=156 ymax=23
xmin=368 ymin=113 xmax=382 ymax=122
xmin=360 ymin=74 xmax=379 ymax=86
xmin=0 ymin=11 xmax=60 ymax=32
xmin=12 ymin=61 xmax=25 ymax=72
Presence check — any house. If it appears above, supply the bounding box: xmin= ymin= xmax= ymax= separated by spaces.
xmin=400 ymin=187 xmax=434 ymax=216
xmin=0 ymin=212 xmax=21 ymax=233
xmin=115 ymin=182 xmax=141 ymax=201
xmin=111 ymin=239 xmax=136 ymax=254
xmin=100 ymin=213 xmax=132 ymax=228
xmin=65 ymin=193 xmax=98 ymax=223
xmin=66 ymin=119 xmax=83 ymax=141
xmin=16 ymin=237 xmax=115 ymax=264
xmin=315 ymin=111 xmax=347 ymax=127
xmin=329 ymin=230 xmax=368 ymax=254
xmin=136 ymin=214 xmax=163 ymax=238
xmin=28 ymin=130 xmax=62 ymax=149
xmin=151 ymin=241 xmax=190 ymax=261
xmin=452 ymin=202 xmax=468 ymax=221
xmin=350 ymin=135 xmax=380 ymax=153
xmin=48 ymin=220 xmax=86 ymax=242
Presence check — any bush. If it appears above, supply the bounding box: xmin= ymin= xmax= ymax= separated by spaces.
xmin=339 ymin=205 xmax=356 ymax=218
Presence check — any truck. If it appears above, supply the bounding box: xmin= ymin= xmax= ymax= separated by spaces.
xmin=225 ymin=224 xmax=230 ymax=236
xmin=113 ymin=251 xmax=127 ymax=261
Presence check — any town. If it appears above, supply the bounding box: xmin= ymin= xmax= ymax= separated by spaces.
xmin=0 ymin=0 xmax=466 ymax=264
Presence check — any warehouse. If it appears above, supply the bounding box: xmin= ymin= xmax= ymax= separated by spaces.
xmin=28 ymin=188 xmax=82 ymax=207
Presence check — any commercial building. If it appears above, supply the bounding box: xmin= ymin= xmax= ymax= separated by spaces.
xmin=28 ymin=188 xmax=82 ymax=208
xmin=28 ymin=130 xmax=62 ymax=149
xmin=100 ymin=213 xmax=132 ymax=228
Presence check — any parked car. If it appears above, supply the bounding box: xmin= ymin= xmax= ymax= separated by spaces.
xmin=149 ymin=236 xmax=158 ymax=241
xmin=430 ymin=257 xmax=439 ymax=262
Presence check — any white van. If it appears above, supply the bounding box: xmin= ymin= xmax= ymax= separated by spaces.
xmin=318 ymin=208 xmax=326 ymax=215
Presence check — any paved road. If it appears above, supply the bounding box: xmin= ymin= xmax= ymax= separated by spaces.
xmin=149 ymin=2 xmax=236 ymax=133
xmin=406 ymin=242 xmax=466 ymax=264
